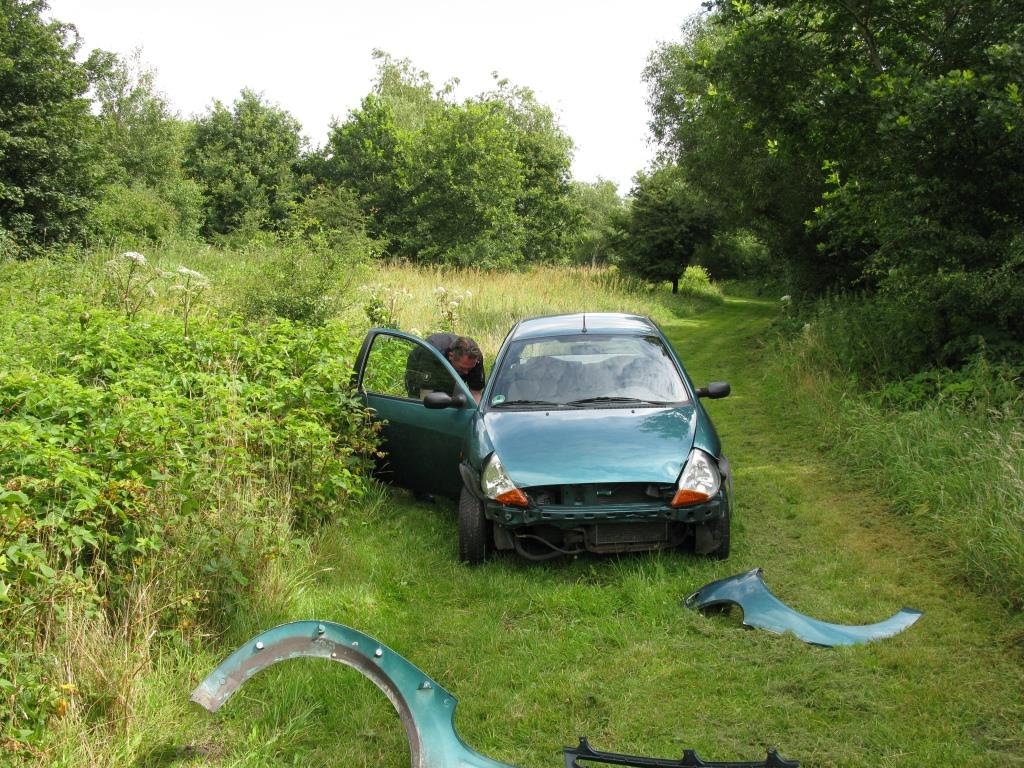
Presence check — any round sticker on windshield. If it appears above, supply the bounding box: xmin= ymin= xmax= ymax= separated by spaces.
xmin=491 ymin=394 xmax=506 ymax=405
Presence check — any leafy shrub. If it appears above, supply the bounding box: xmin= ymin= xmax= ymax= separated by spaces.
xmin=676 ymin=265 xmax=722 ymax=300
xmin=792 ymin=291 xmax=942 ymax=383
xmin=233 ymin=239 xmax=367 ymax=324
xmin=0 ymin=296 xmax=380 ymax=743
xmin=85 ymin=182 xmax=203 ymax=247
xmin=696 ymin=229 xmax=774 ymax=281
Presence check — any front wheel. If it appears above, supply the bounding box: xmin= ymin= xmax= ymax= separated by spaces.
xmin=708 ymin=500 xmax=731 ymax=560
xmin=458 ymin=486 xmax=490 ymax=564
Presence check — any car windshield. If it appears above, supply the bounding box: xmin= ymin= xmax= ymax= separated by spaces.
xmin=487 ymin=333 xmax=690 ymax=408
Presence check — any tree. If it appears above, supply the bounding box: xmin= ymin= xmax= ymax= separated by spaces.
xmin=645 ymin=1 xmax=1024 ymax=361
xmin=570 ymin=179 xmax=624 ymax=266
xmin=320 ymin=94 xmax=408 ymax=245
xmin=185 ymin=89 xmax=303 ymax=236
xmin=479 ymin=77 xmax=578 ymax=263
xmin=0 ymin=0 xmax=96 ymax=250
xmin=318 ymin=56 xmax=580 ymax=266
xmin=83 ymin=48 xmax=202 ymax=244
xmin=403 ymin=99 xmax=526 ymax=266
xmin=615 ymin=166 xmax=715 ymax=292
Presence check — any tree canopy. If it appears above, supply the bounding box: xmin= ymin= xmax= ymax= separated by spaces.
xmin=614 ymin=166 xmax=714 ymax=292
xmin=318 ymin=54 xmax=579 ymax=267
xmin=185 ymin=89 xmax=304 ymax=237
xmin=0 ymin=0 xmax=96 ymax=250
xmin=645 ymin=0 xmax=1024 ymax=362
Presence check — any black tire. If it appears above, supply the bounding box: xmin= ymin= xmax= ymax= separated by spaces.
xmin=709 ymin=500 xmax=731 ymax=560
xmin=458 ymin=486 xmax=490 ymax=564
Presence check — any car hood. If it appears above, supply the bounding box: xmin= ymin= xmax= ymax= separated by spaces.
xmin=481 ymin=406 xmax=697 ymax=488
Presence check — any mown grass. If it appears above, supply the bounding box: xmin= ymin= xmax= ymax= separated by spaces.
xmin=772 ymin=323 xmax=1024 ymax=612
xmin=8 ymin=251 xmax=1023 ymax=767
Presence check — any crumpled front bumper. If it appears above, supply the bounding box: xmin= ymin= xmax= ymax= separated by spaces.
xmin=484 ymin=495 xmax=725 ymax=528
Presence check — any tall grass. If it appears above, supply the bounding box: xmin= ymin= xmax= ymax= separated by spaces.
xmin=360 ymin=262 xmax=721 ymax=361
xmin=772 ymin=320 xmax=1024 ymax=609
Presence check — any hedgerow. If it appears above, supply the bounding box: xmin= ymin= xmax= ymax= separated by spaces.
xmin=0 ymin=289 xmax=379 ymax=744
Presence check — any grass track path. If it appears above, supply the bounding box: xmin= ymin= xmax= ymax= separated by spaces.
xmin=209 ymin=295 xmax=1023 ymax=768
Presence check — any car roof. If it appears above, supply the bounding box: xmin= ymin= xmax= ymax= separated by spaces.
xmin=507 ymin=313 xmax=659 ymax=341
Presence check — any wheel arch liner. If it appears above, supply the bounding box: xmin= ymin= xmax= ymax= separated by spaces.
xmin=684 ymin=568 xmax=922 ymax=647
xmin=190 ymin=620 xmax=514 ymax=768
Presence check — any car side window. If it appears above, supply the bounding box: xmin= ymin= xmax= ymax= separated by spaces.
xmin=362 ymin=334 xmax=459 ymax=401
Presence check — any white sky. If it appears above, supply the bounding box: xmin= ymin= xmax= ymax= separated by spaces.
xmin=45 ymin=1 xmax=703 ymax=193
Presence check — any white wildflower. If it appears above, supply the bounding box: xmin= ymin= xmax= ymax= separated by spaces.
xmin=177 ymin=266 xmax=207 ymax=282
xmin=122 ymin=251 xmax=147 ymax=266
xmin=780 ymin=295 xmax=791 ymax=303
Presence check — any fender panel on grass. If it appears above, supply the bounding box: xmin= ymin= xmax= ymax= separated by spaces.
xmin=685 ymin=568 xmax=922 ymax=647
xmin=192 ymin=620 xmax=798 ymax=768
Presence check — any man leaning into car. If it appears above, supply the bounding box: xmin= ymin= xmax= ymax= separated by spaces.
xmin=405 ymin=333 xmax=485 ymax=404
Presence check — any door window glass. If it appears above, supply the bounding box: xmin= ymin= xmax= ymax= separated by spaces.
xmin=362 ymin=334 xmax=459 ymax=400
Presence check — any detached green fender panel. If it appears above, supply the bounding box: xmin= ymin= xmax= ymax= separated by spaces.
xmin=192 ymin=620 xmax=800 ymax=767
xmin=685 ymin=568 xmax=922 ymax=647
xmin=191 ymin=620 xmax=513 ymax=768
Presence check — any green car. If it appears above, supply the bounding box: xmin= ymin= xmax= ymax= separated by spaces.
xmin=353 ymin=313 xmax=732 ymax=563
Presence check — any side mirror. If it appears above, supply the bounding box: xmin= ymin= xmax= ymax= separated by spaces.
xmin=696 ymin=381 xmax=731 ymax=399
xmin=423 ymin=391 xmax=468 ymax=410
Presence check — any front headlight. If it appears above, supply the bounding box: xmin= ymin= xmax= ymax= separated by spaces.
xmin=671 ymin=448 xmax=721 ymax=507
xmin=481 ymin=453 xmax=528 ymax=507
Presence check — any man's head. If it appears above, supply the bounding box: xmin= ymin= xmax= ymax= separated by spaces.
xmin=447 ymin=336 xmax=482 ymax=376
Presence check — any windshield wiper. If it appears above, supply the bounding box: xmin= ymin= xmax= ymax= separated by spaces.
xmin=494 ymin=399 xmax=558 ymax=407
xmin=564 ymin=396 xmax=645 ymax=406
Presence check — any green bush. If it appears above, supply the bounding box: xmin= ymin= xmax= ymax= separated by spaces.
xmin=0 ymin=295 xmax=380 ymax=742
xmin=233 ymin=238 xmax=368 ymax=325
xmin=676 ymin=264 xmax=722 ymax=300
xmin=85 ymin=182 xmax=204 ymax=247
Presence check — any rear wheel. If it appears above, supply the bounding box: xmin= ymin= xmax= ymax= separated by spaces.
xmin=458 ymin=486 xmax=490 ymax=564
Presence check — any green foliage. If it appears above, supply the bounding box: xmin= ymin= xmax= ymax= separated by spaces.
xmin=696 ymin=229 xmax=773 ymax=281
xmin=82 ymin=49 xmax=203 ymax=245
xmin=0 ymin=0 xmax=97 ymax=249
xmin=0 ymin=277 xmax=380 ymax=742
xmin=676 ymin=264 xmax=722 ymax=300
xmin=232 ymin=238 xmax=367 ymax=325
xmin=614 ymin=166 xmax=716 ymax=292
xmin=185 ymin=89 xmax=304 ymax=237
xmin=319 ymin=94 xmax=408 ymax=245
xmin=318 ymin=57 xmax=579 ymax=267
xmin=570 ymin=179 xmax=625 ymax=266
xmin=288 ymin=185 xmax=378 ymax=256
xmin=85 ymin=181 xmax=203 ymax=247
xmin=645 ymin=0 xmax=1024 ymax=366
xmin=404 ymin=100 xmax=527 ymax=265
